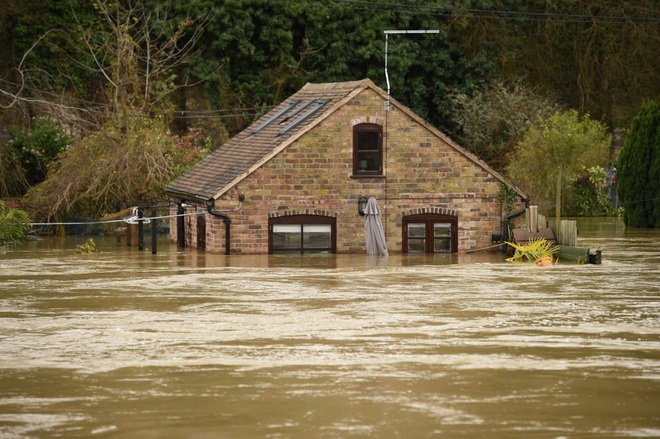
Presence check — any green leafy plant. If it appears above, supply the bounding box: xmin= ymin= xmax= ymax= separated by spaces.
xmin=498 ymin=183 xmax=518 ymax=214
xmin=74 ymin=238 xmax=97 ymax=254
xmin=506 ymin=238 xmax=559 ymax=264
xmin=0 ymin=201 xmax=31 ymax=246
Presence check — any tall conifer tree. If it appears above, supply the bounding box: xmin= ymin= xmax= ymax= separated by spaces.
xmin=617 ymin=99 xmax=660 ymax=227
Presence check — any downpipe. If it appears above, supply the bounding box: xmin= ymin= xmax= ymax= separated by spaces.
xmin=207 ymin=206 xmax=232 ymax=256
xmin=502 ymin=208 xmax=526 ymax=253
xmin=206 ymin=195 xmax=243 ymax=256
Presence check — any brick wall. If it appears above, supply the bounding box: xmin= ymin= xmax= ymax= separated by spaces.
xmin=174 ymin=87 xmax=525 ymax=254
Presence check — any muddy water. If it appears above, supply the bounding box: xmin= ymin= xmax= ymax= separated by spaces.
xmin=0 ymin=218 xmax=658 ymax=438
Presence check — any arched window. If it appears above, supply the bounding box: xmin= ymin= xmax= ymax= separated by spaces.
xmin=269 ymin=215 xmax=336 ymax=254
xmin=353 ymin=123 xmax=383 ymax=176
xmin=403 ymin=213 xmax=458 ymax=253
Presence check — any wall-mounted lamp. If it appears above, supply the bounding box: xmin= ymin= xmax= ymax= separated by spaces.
xmin=358 ymin=196 xmax=368 ymax=216
xmin=239 ymin=191 xmax=245 ymax=202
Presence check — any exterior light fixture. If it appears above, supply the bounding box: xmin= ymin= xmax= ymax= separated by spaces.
xmin=358 ymin=196 xmax=368 ymax=216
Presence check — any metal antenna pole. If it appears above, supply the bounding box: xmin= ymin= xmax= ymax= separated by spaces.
xmin=383 ymin=30 xmax=440 ymax=112
xmin=385 ymin=32 xmax=390 ymax=111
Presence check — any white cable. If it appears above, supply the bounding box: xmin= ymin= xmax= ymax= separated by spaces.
xmin=29 ymin=210 xmax=206 ymax=227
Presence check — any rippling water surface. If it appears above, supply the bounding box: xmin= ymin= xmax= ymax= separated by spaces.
xmin=1 ymin=218 xmax=658 ymax=438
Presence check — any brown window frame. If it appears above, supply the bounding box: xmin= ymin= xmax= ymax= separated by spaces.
xmin=268 ymin=215 xmax=337 ymax=254
xmin=352 ymin=123 xmax=383 ymax=176
xmin=402 ymin=213 xmax=458 ymax=254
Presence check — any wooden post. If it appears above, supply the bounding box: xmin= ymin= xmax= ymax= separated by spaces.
xmin=538 ymin=214 xmax=547 ymax=229
xmin=555 ymin=167 xmax=562 ymax=244
xmin=151 ymin=207 xmax=157 ymax=255
xmin=137 ymin=207 xmax=144 ymax=251
xmin=528 ymin=205 xmax=538 ymax=233
xmin=127 ymin=223 xmax=138 ymax=247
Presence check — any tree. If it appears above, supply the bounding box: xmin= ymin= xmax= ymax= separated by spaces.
xmin=507 ymin=110 xmax=611 ymax=219
xmin=14 ymin=0 xmax=210 ymax=220
xmin=617 ymin=98 xmax=660 ymax=227
xmin=448 ymin=80 xmax=561 ymax=171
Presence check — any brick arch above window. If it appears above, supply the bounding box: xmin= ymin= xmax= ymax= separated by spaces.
xmin=268 ymin=209 xmax=338 ymax=219
xmin=350 ymin=116 xmax=384 ymax=127
xmin=400 ymin=207 xmax=458 ymax=218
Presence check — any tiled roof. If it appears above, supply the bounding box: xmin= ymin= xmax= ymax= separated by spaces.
xmin=166 ymin=79 xmax=371 ymax=201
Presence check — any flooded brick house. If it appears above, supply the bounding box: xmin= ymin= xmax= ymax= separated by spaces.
xmin=166 ymin=79 xmax=527 ymax=254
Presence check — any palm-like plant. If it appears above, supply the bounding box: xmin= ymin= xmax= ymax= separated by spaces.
xmin=506 ymin=238 xmax=559 ymax=264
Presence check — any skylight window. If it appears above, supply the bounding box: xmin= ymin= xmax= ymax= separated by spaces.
xmin=278 ymin=99 xmax=329 ymax=136
xmin=252 ymin=100 xmax=300 ymax=135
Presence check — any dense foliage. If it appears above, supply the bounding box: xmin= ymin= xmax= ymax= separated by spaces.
xmin=8 ymin=118 xmax=72 ymax=186
xmin=617 ymin=99 xmax=660 ymax=228
xmin=571 ymin=166 xmax=614 ymax=217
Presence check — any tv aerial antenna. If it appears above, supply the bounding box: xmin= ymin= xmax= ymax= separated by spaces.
xmin=384 ymin=30 xmax=439 ymax=111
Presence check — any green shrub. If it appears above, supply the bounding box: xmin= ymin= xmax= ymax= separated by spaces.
xmin=8 ymin=118 xmax=73 ymax=186
xmin=0 ymin=201 xmax=31 ymax=245
xmin=571 ymin=166 xmax=613 ymax=217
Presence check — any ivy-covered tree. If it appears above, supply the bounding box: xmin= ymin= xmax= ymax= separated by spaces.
xmin=617 ymin=98 xmax=660 ymax=227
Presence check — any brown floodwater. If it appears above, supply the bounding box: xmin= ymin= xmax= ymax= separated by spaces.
xmin=0 ymin=218 xmax=658 ymax=438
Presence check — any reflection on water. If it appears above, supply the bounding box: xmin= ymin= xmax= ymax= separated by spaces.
xmin=1 ymin=218 xmax=659 ymax=438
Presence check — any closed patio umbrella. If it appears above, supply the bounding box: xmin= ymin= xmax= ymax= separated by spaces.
xmin=364 ymin=197 xmax=388 ymax=256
